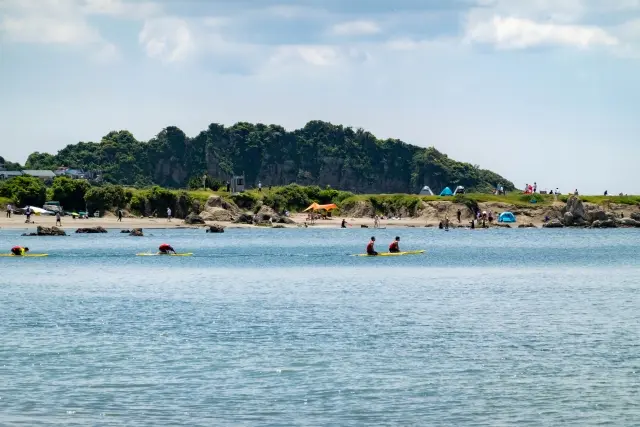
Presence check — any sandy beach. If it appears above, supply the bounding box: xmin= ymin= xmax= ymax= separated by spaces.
xmin=0 ymin=212 xmax=438 ymax=231
xmin=1 ymin=198 xmax=636 ymax=232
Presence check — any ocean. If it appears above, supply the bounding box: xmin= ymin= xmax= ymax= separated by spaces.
xmin=1 ymin=227 xmax=639 ymax=426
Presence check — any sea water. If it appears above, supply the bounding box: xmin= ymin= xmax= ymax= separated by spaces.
xmin=1 ymin=227 xmax=639 ymax=426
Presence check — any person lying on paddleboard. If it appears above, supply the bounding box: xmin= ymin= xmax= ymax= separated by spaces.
xmin=158 ymin=243 xmax=176 ymax=254
xmin=389 ymin=236 xmax=400 ymax=253
xmin=11 ymin=246 xmax=29 ymax=256
xmin=366 ymin=237 xmax=378 ymax=256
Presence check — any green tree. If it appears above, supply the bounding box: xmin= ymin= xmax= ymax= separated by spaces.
xmin=50 ymin=176 xmax=91 ymax=211
xmin=22 ymin=121 xmax=516 ymax=193
xmin=0 ymin=176 xmax=46 ymax=206
xmin=84 ymin=184 xmax=129 ymax=215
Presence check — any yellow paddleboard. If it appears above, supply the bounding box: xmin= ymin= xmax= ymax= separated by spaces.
xmin=0 ymin=253 xmax=49 ymax=257
xmin=136 ymin=253 xmax=193 ymax=256
xmin=353 ymin=250 xmax=425 ymax=257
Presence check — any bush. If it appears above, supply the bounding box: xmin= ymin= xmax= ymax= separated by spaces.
xmin=231 ymin=192 xmax=259 ymax=210
xmin=0 ymin=176 xmax=47 ymax=207
xmin=84 ymin=184 xmax=128 ymax=215
xmin=50 ymin=176 xmax=91 ymax=211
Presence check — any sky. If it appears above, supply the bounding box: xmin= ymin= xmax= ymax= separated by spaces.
xmin=1 ymin=0 xmax=640 ymax=194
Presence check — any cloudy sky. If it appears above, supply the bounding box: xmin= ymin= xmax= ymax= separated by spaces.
xmin=1 ymin=0 xmax=639 ymax=194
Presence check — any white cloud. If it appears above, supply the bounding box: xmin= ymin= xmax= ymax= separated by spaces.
xmin=0 ymin=15 xmax=100 ymax=44
xmin=330 ymin=20 xmax=381 ymax=36
xmin=466 ymin=16 xmax=618 ymax=49
xmin=0 ymin=0 xmax=119 ymax=60
xmin=138 ymin=17 xmax=197 ymax=63
xmin=82 ymin=0 xmax=161 ymax=19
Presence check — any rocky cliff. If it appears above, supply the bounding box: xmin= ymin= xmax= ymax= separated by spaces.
xmin=24 ymin=121 xmax=515 ymax=194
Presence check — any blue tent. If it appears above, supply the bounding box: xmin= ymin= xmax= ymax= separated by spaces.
xmin=498 ymin=212 xmax=516 ymax=223
xmin=440 ymin=187 xmax=453 ymax=196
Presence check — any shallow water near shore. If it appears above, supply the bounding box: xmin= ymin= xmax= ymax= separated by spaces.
xmin=1 ymin=227 xmax=639 ymax=426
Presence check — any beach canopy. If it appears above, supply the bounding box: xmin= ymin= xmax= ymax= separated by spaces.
xmin=439 ymin=187 xmax=453 ymax=196
xmin=303 ymin=203 xmax=338 ymax=212
xmin=498 ymin=212 xmax=516 ymax=223
xmin=24 ymin=206 xmax=54 ymax=215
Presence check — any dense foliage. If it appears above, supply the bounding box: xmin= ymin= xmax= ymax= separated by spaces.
xmin=0 ymin=156 xmax=23 ymax=171
xmin=24 ymin=121 xmax=515 ymax=193
xmin=0 ymin=176 xmax=46 ymax=206
xmin=48 ymin=176 xmax=91 ymax=211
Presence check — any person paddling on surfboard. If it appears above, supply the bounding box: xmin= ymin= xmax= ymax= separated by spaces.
xmin=366 ymin=237 xmax=378 ymax=256
xmin=10 ymin=246 xmax=29 ymax=256
xmin=158 ymin=243 xmax=176 ymax=255
xmin=389 ymin=236 xmax=400 ymax=253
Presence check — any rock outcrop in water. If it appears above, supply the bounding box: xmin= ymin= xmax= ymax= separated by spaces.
xmin=206 ymin=224 xmax=225 ymax=233
xmin=22 ymin=226 xmax=67 ymax=236
xmin=129 ymin=228 xmax=144 ymax=236
xmin=76 ymin=227 xmax=107 ymax=233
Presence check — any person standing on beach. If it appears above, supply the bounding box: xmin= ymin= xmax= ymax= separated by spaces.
xmin=55 ymin=211 xmax=62 ymax=227
xmin=25 ymin=207 xmax=32 ymax=223
xmin=6 ymin=204 xmax=12 ymax=218
xmin=117 ymin=209 xmax=123 ymax=222
xmin=258 ymin=181 xmax=262 ymax=192
xmin=167 ymin=207 xmax=172 ymax=221
xmin=457 ymin=209 xmax=461 ymax=223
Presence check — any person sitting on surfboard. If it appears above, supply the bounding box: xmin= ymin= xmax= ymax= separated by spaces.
xmin=11 ymin=246 xmax=29 ymax=256
xmin=389 ymin=237 xmax=400 ymax=253
xmin=366 ymin=237 xmax=378 ymax=256
xmin=158 ymin=243 xmax=176 ymax=255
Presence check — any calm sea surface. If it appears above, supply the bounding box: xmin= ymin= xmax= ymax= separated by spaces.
xmin=1 ymin=226 xmax=639 ymax=426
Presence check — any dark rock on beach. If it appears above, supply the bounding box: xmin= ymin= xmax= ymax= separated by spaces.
xmin=543 ymin=220 xmax=564 ymax=228
xmin=616 ymin=218 xmax=640 ymax=228
xmin=518 ymin=223 xmax=536 ymax=228
xmin=591 ymin=219 xmax=617 ymax=229
xmin=184 ymin=213 xmax=205 ymax=225
xmin=234 ymin=213 xmax=254 ymax=224
xmin=120 ymin=229 xmax=130 ymax=233
xmin=75 ymin=227 xmax=107 ymax=233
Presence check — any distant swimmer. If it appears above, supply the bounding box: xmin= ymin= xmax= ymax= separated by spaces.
xmin=366 ymin=236 xmax=378 ymax=256
xmin=158 ymin=243 xmax=176 ymax=255
xmin=389 ymin=236 xmax=400 ymax=253
xmin=10 ymin=246 xmax=29 ymax=256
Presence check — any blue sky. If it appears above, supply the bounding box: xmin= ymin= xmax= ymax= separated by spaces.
xmin=1 ymin=0 xmax=640 ymax=194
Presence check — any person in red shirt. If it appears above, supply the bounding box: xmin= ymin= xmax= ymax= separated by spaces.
xmin=11 ymin=246 xmax=29 ymax=256
xmin=366 ymin=237 xmax=378 ymax=256
xmin=389 ymin=236 xmax=400 ymax=253
xmin=158 ymin=243 xmax=176 ymax=254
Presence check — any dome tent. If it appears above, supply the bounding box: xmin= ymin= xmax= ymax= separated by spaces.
xmin=498 ymin=212 xmax=516 ymax=223
xmin=439 ymin=187 xmax=453 ymax=196
xmin=419 ymin=186 xmax=434 ymax=196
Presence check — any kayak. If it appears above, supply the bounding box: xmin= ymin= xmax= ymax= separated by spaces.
xmin=354 ymin=250 xmax=425 ymax=257
xmin=136 ymin=253 xmax=193 ymax=256
xmin=0 ymin=253 xmax=49 ymax=257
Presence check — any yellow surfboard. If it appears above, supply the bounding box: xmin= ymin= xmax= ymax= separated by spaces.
xmin=136 ymin=253 xmax=193 ymax=256
xmin=353 ymin=250 xmax=425 ymax=257
xmin=0 ymin=253 xmax=49 ymax=257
